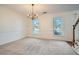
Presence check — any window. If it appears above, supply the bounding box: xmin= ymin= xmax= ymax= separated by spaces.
xmin=53 ymin=17 xmax=64 ymax=35
xmin=32 ymin=18 xmax=40 ymax=34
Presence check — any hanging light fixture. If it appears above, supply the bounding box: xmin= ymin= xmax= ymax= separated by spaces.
xmin=27 ymin=4 xmax=38 ymax=20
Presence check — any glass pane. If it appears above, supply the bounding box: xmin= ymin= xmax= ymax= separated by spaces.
xmin=32 ymin=19 xmax=39 ymax=26
xmin=33 ymin=27 xmax=40 ymax=33
xmin=32 ymin=18 xmax=40 ymax=34
xmin=54 ymin=17 xmax=64 ymax=35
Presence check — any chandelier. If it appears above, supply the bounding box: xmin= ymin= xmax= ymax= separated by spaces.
xmin=27 ymin=4 xmax=38 ymax=20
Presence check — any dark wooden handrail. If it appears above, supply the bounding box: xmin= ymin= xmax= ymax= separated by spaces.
xmin=73 ymin=18 xmax=79 ymax=47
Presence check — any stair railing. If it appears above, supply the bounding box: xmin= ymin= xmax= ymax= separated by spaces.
xmin=73 ymin=18 xmax=79 ymax=47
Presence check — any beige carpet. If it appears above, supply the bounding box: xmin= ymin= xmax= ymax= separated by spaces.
xmin=0 ymin=38 xmax=77 ymax=55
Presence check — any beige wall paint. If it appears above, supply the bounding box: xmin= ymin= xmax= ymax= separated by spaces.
xmin=0 ymin=6 xmax=79 ymax=45
xmin=27 ymin=10 xmax=79 ymax=41
xmin=0 ymin=6 xmax=28 ymax=45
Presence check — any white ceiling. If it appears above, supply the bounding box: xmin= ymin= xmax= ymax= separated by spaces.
xmin=1 ymin=4 xmax=79 ymax=15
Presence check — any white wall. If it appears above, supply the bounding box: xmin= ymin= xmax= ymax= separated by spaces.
xmin=27 ymin=10 xmax=79 ymax=41
xmin=0 ymin=6 xmax=28 ymax=45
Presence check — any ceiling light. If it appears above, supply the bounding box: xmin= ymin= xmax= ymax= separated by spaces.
xmin=27 ymin=4 xmax=38 ymax=20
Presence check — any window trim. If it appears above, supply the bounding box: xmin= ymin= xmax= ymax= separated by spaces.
xmin=53 ymin=17 xmax=64 ymax=36
xmin=32 ymin=18 xmax=40 ymax=34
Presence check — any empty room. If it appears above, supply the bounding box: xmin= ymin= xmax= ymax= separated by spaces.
xmin=0 ymin=4 xmax=79 ymax=55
